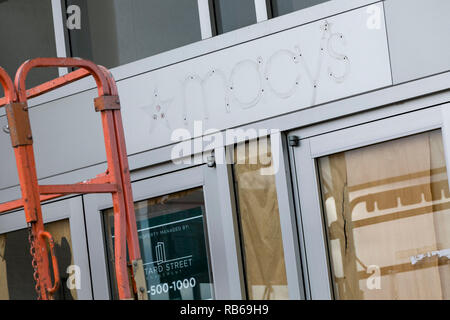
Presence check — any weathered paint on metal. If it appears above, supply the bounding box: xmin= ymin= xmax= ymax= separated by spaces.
xmin=0 ymin=58 xmax=145 ymax=300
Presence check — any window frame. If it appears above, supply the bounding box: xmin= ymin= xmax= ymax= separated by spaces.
xmin=209 ymin=0 xmax=264 ymax=35
xmin=0 ymin=196 xmax=93 ymax=300
xmin=82 ymin=160 xmax=244 ymax=300
xmin=51 ymin=0 xmax=69 ymax=76
xmin=227 ymin=134 xmax=306 ymax=299
xmin=27 ymin=0 xmax=379 ymax=116
xmin=52 ymin=0 xmax=217 ymax=65
xmin=268 ymin=0 xmax=332 ymax=18
xmin=288 ymin=103 xmax=450 ymax=299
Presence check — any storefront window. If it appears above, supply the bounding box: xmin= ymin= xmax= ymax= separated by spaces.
xmin=233 ymin=138 xmax=289 ymax=300
xmin=212 ymin=0 xmax=257 ymax=34
xmin=104 ymin=188 xmax=214 ymax=300
xmin=64 ymin=0 xmax=202 ymax=69
xmin=270 ymin=0 xmax=330 ymax=17
xmin=0 ymin=219 xmax=77 ymax=300
xmin=318 ymin=130 xmax=450 ymax=299
xmin=0 ymin=0 xmax=58 ymax=97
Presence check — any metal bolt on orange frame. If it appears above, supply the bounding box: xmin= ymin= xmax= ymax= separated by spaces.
xmin=0 ymin=58 xmax=148 ymax=300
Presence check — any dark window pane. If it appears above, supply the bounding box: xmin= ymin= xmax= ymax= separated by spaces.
xmin=0 ymin=0 xmax=58 ymax=96
xmin=103 ymin=188 xmax=214 ymax=300
xmin=271 ymin=0 xmax=330 ymax=17
xmin=213 ymin=0 xmax=256 ymax=34
xmin=65 ymin=0 xmax=202 ymax=69
xmin=0 ymin=219 xmax=77 ymax=300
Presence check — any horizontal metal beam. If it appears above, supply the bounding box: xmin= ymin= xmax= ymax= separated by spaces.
xmin=0 ymin=173 xmax=111 ymax=213
xmin=0 ymin=68 xmax=90 ymax=107
xmin=39 ymin=183 xmax=118 ymax=195
xmin=0 ymin=194 xmax=64 ymax=213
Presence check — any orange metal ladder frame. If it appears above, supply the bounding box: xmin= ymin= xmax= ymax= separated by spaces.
xmin=0 ymin=58 xmax=147 ymax=300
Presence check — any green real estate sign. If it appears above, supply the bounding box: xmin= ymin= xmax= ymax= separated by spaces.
xmin=137 ymin=206 xmax=213 ymax=300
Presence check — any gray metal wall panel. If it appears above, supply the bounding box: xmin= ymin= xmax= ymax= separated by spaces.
xmin=0 ymin=89 xmax=106 ymax=190
xmin=384 ymin=0 xmax=450 ymax=84
xmin=29 ymin=90 xmax=106 ymax=181
xmin=0 ymin=116 xmax=18 ymax=190
xmin=0 ymin=1 xmax=392 ymax=192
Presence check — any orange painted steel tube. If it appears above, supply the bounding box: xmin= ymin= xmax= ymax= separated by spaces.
xmin=1 ymin=57 xmax=140 ymax=300
xmin=0 ymin=173 xmax=111 ymax=213
xmin=0 ymin=195 xmax=61 ymax=213
xmin=98 ymin=108 xmax=130 ymax=298
xmin=39 ymin=183 xmax=119 ymax=195
xmin=0 ymin=67 xmax=16 ymax=102
xmin=99 ymin=66 xmax=141 ymax=263
xmin=39 ymin=231 xmax=60 ymax=295
xmin=12 ymin=131 xmax=53 ymax=299
xmin=0 ymin=68 xmax=89 ymax=107
xmin=15 ymin=58 xmax=110 ymax=100
xmin=0 ymin=66 xmax=53 ymax=299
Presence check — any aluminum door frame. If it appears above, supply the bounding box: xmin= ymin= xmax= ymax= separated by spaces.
xmin=83 ymin=162 xmax=244 ymax=300
xmin=0 ymin=196 xmax=92 ymax=299
xmin=270 ymin=132 xmax=306 ymax=299
xmin=288 ymin=104 xmax=450 ymax=299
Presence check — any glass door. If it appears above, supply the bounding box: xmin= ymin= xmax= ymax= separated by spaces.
xmin=84 ymin=164 xmax=243 ymax=300
xmin=289 ymin=105 xmax=450 ymax=299
xmin=103 ymin=187 xmax=213 ymax=300
xmin=0 ymin=197 xmax=92 ymax=300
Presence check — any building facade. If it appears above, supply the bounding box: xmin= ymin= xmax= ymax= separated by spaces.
xmin=0 ymin=0 xmax=449 ymax=300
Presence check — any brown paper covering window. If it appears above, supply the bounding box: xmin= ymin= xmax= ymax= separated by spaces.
xmin=318 ymin=130 xmax=450 ymax=299
xmin=233 ymin=139 xmax=288 ymax=300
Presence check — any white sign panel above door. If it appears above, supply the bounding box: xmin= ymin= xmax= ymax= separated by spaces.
xmin=116 ymin=3 xmax=392 ymax=153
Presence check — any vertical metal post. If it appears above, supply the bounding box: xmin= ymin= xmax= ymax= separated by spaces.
xmin=198 ymin=0 xmax=214 ymax=39
xmin=254 ymin=0 xmax=269 ymax=22
xmin=51 ymin=0 xmax=69 ymax=76
xmin=3 ymin=58 xmax=148 ymax=300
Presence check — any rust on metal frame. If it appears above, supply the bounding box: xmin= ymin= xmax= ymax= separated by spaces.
xmin=98 ymin=65 xmax=147 ymax=297
xmin=0 ymin=68 xmax=90 ymax=107
xmin=0 ymin=58 xmax=147 ymax=300
xmin=39 ymin=231 xmax=60 ymax=295
xmin=5 ymin=102 xmax=33 ymax=147
xmin=94 ymin=95 xmax=121 ymax=112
